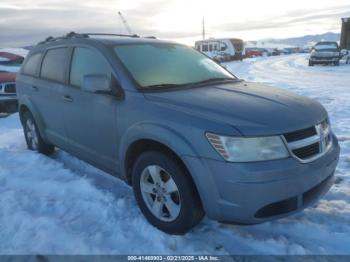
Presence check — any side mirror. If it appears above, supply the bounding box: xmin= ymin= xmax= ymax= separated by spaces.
xmin=82 ymin=74 xmax=110 ymax=93
xmin=341 ymin=49 xmax=349 ymax=56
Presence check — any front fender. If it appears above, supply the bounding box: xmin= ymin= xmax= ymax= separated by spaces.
xmin=119 ymin=121 xmax=222 ymax=218
xmin=119 ymin=121 xmax=198 ymax=169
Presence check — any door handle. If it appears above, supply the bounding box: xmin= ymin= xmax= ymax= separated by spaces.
xmin=63 ymin=95 xmax=73 ymax=102
xmin=31 ymin=86 xmax=38 ymax=91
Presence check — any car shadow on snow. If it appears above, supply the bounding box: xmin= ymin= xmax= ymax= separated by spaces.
xmin=51 ymin=150 xmax=132 ymax=201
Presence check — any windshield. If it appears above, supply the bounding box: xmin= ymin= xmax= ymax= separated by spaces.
xmin=315 ymin=42 xmax=338 ymax=51
xmin=113 ymin=43 xmax=236 ymax=89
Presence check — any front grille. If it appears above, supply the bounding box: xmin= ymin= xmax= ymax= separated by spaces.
xmin=283 ymin=119 xmax=332 ymax=162
xmin=4 ymin=83 xmax=16 ymax=94
xmin=292 ymin=142 xmax=320 ymax=159
xmin=284 ymin=126 xmax=317 ymax=142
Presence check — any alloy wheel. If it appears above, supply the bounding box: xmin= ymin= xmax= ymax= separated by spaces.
xmin=140 ymin=165 xmax=181 ymax=222
xmin=25 ymin=118 xmax=38 ymax=150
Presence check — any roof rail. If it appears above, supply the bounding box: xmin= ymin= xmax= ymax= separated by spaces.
xmin=38 ymin=32 xmax=143 ymax=45
xmin=82 ymin=33 xmax=140 ymax=38
xmin=37 ymin=32 xmax=88 ymax=45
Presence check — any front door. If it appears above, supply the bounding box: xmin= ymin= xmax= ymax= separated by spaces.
xmin=63 ymin=47 xmax=119 ymax=173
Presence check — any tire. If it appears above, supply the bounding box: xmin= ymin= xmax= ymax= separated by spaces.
xmin=334 ymin=61 xmax=340 ymax=66
xmin=22 ymin=111 xmax=55 ymax=155
xmin=308 ymin=61 xmax=314 ymax=66
xmin=132 ymin=151 xmax=204 ymax=235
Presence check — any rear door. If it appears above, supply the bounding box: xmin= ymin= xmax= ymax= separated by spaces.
xmin=33 ymin=47 xmax=70 ymax=148
xmin=63 ymin=46 xmax=119 ymax=173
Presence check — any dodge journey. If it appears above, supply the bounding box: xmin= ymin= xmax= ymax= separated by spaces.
xmin=16 ymin=32 xmax=340 ymax=234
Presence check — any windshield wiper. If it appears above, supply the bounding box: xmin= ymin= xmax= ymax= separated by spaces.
xmin=190 ymin=77 xmax=237 ymax=85
xmin=143 ymin=78 xmax=237 ymax=90
xmin=143 ymin=83 xmax=186 ymax=89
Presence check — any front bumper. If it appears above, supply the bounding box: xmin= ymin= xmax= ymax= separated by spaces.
xmin=183 ymin=135 xmax=340 ymax=224
xmin=0 ymin=96 xmax=18 ymax=113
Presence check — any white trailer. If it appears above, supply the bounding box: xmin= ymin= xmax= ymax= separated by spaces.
xmin=195 ymin=38 xmax=245 ymax=62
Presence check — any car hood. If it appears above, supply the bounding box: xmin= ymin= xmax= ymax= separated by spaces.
xmin=0 ymin=72 xmax=16 ymax=82
xmin=144 ymin=81 xmax=327 ymax=136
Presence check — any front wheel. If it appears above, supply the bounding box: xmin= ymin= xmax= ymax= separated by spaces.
xmin=132 ymin=151 xmax=204 ymax=235
xmin=22 ymin=111 xmax=55 ymax=155
xmin=308 ymin=61 xmax=314 ymax=66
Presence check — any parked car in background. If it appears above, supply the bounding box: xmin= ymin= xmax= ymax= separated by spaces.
xmin=0 ymin=71 xmax=17 ymax=113
xmin=0 ymin=52 xmax=24 ymax=66
xmin=195 ymin=38 xmax=245 ymax=62
xmin=244 ymin=48 xmax=264 ymax=58
xmin=309 ymin=42 xmax=341 ymax=66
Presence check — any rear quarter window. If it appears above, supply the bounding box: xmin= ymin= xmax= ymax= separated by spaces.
xmin=22 ymin=53 xmax=42 ymax=76
xmin=40 ymin=48 xmax=67 ymax=82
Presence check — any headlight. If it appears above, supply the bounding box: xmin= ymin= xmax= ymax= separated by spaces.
xmin=206 ymin=133 xmax=289 ymax=162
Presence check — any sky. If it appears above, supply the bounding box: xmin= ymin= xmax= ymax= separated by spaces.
xmin=0 ymin=0 xmax=349 ymax=47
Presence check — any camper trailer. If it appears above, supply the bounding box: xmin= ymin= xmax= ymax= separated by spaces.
xmin=195 ymin=38 xmax=245 ymax=62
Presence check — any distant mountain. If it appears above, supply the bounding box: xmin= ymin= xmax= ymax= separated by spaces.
xmin=258 ymin=32 xmax=341 ymax=48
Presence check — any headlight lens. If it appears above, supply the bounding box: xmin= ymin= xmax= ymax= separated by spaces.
xmin=206 ymin=133 xmax=289 ymax=162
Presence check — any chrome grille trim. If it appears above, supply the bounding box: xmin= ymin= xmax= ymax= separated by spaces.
xmin=287 ymin=135 xmax=320 ymax=150
xmin=282 ymin=120 xmax=332 ymax=163
xmin=0 ymin=82 xmax=16 ymax=95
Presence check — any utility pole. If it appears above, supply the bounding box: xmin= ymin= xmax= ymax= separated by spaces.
xmin=202 ymin=17 xmax=206 ymax=40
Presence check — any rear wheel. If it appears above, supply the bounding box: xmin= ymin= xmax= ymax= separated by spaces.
xmin=132 ymin=151 xmax=204 ymax=235
xmin=22 ymin=111 xmax=55 ymax=155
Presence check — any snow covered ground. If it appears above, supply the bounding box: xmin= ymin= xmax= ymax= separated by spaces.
xmin=0 ymin=54 xmax=349 ymax=254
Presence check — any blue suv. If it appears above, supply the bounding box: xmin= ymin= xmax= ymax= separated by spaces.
xmin=16 ymin=33 xmax=340 ymax=234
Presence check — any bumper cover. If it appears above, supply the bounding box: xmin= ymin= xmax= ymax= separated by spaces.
xmin=183 ymin=135 xmax=340 ymax=224
xmin=0 ymin=96 xmax=18 ymax=113
xmin=310 ymin=56 xmax=340 ymax=63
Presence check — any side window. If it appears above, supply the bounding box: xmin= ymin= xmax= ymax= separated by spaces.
xmin=202 ymin=45 xmax=208 ymax=52
xmin=40 ymin=48 xmax=67 ymax=82
xmin=22 ymin=53 xmax=41 ymax=76
xmin=220 ymin=43 xmax=227 ymax=51
xmin=70 ymin=47 xmax=112 ymax=88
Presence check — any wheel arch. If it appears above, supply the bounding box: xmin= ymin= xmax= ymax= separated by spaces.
xmin=124 ymin=139 xmax=188 ymax=184
xmin=18 ymin=97 xmax=49 ymax=142
xmin=123 ymin=138 xmax=205 ymax=214
xmin=119 ymin=123 xmax=199 ymax=179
